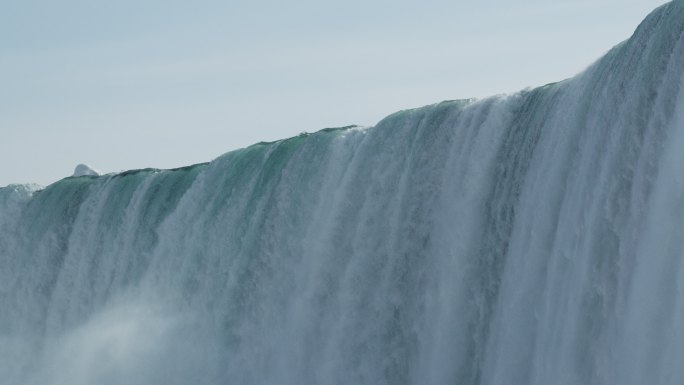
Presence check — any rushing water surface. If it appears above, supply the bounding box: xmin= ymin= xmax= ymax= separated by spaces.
xmin=4 ymin=2 xmax=684 ymax=384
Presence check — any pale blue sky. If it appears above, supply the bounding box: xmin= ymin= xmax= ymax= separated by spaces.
xmin=0 ymin=0 xmax=667 ymax=186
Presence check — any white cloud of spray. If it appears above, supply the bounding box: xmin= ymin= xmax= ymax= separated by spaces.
xmin=26 ymin=297 xmax=218 ymax=385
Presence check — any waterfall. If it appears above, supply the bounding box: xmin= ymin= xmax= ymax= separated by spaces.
xmin=3 ymin=2 xmax=684 ymax=384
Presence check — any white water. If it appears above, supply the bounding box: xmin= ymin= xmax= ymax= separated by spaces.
xmin=3 ymin=3 xmax=684 ymax=384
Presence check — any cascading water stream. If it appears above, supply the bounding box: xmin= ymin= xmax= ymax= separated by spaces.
xmin=3 ymin=2 xmax=684 ymax=384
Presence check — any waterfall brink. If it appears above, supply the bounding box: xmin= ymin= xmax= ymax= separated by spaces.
xmin=3 ymin=3 xmax=684 ymax=384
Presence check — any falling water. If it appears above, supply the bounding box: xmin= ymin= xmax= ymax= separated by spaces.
xmin=3 ymin=2 xmax=684 ymax=384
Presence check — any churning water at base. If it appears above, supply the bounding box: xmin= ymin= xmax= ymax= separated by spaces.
xmin=4 ymin=3 xmax=684 ymax=384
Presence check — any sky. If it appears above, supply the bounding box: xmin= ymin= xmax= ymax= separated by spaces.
xmin=0 ymin=0 xmax=669 ymax=187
